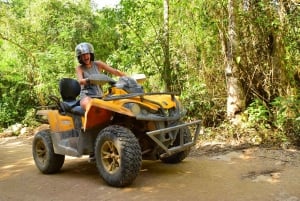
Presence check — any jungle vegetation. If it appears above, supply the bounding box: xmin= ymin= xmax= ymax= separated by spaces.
xmin=0 ymin=0 xmax=299 ymax=145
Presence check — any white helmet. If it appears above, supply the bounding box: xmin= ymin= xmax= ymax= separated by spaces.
xmin=75 ymin=42 xmax=95 ymax=64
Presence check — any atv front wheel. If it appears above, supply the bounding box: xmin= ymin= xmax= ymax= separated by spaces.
xmin=32 ymin=129 xmax=65 ymax=174
xmin=95 ymin=125 xmax=142 ymax=187
xmin=161 ymin=126 xmax=192 ymax=164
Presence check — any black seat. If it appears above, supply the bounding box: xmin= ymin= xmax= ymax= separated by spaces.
xmin=59 ymin=78 xmax=85 ymax=116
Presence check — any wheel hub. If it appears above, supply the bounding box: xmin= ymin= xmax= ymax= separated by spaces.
xmin=36 ymin=140 xmax=47 ymax=164
xmin=101 ymin=141 xmax=120 ymax=173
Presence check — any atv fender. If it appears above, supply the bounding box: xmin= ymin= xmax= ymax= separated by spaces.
xmin=83 ymin=98 xmax=134 ymax=130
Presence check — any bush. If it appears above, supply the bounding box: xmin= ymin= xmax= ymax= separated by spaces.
xmin=244 ymin=99 xmax=270 ymax=128
xmin=271 ymin=96 xmax=300 ymax=144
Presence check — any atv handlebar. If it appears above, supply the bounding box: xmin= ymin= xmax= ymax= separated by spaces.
xmin=88 ymin=74 xmax=147 ymax=86
xmin=88 ymin=74 xmax=116 ymax=86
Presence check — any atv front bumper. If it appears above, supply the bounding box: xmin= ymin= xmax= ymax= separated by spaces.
xmin=146 ymin=120 xmax=201 ymax=158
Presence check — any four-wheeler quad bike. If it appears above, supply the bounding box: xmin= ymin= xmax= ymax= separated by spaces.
xmin=33 ymin=74 xmax=201 ymax=187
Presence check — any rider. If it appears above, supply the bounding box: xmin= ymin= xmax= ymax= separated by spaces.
xmin=75 ymin=42 xmax=125 ymax=110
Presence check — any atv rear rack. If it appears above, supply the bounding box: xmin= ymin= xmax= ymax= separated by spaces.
xmin=146 ymin=120 xmax=201 ymax=158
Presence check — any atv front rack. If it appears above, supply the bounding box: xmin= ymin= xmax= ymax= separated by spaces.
xmin=146 ymin=120 xmax=201 ymax=158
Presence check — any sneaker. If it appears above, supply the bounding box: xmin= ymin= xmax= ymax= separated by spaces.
xmin=88 ymin=154 xmax=96 ymax=163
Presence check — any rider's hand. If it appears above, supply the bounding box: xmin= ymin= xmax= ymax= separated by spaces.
xmin=84 ymin=78 xmax=90 ymax=85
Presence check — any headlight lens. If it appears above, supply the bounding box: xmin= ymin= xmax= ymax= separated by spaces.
xmin=124 ymin=103 xmax=141 ymax=115
xmin=176 ymin=99 xmax=186 ymax=116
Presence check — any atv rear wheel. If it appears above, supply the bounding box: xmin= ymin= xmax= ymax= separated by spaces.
xmin=32 ymin=129 xmax=65 ymax=174
xmin=95 ymin=125 xmax=142 ymax=187
xmin=161 ymin=126 xmax=192 ymax=164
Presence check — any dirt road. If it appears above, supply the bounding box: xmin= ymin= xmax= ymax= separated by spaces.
xmin=1 ymin=136 xmax=300 ymax=201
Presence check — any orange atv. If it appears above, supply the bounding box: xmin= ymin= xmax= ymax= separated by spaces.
xmin=33 ymin=74 xmax=201 ymax=187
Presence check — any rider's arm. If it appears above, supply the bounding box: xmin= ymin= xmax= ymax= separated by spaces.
xmin=95 ymin=61 xmax=126 ymax=77
xmin=76 ymin=65 xmax=90 ymax=85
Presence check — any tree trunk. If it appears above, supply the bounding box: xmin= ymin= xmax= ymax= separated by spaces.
xmin=225 ymin=0 xmax=246 ymax=123
xmin=163 ymin=0 xmax=171 ymax=92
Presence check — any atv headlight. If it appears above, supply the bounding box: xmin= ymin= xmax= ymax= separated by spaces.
xmin=176 ymin=99 xmax=187 ymax=116
xmin=124 ymin=103 xmax=141 ymax=115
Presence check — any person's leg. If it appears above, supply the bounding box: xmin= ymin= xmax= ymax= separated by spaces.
xmin=80 ymin=96 xmax=95 ymax=162
xmin=80 ymin=96 xmax=91 ymax=110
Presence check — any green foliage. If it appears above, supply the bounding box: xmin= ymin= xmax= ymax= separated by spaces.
xmin=109 ymin=0 xmax=163 ymax=75
xmin=181 ymin=81 xmax=225 ymax=127
xmin=243 ymin=96 xmax=300 ymax=144
xmin=0 ymin=75 xmax=35 ymax=127
xmin=0 ymin=0 xmax=98 ymax=127
xmin=0 ymin=0 xmax=122 ymax=128
xmin=271 ymin=96 xmax=300 ymax=143
xmin=0 ymin=0 xmax=299 ymax=148
xmin=244 ymin=99 xmax=270 ymax=128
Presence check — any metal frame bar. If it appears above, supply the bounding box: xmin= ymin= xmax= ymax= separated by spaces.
xmin=146 ymin=120 xmax=202 ymax=157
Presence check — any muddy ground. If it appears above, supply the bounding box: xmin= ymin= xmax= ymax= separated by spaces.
xmin=0 ymin=135 xmax=300 ymax=201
